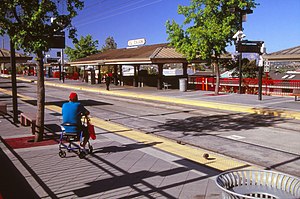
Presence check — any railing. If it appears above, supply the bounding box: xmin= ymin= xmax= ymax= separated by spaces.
xmin=188 ymin=77 xmax=300 ymax=96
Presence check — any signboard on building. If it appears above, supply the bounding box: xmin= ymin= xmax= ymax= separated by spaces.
xmin=127 ymin=38 xmax=146 ymax=47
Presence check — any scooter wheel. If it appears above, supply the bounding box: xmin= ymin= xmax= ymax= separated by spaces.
xmin=59 ymin=150 xmax=66 ymax=158
xmin=89 ymin=146 xmax=93 ymax=154
xmin=79 ymin=152 xmax=85 ymax=159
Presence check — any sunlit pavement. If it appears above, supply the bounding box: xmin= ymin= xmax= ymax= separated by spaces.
xmin=0 ymin=75 xmax=299 ymax=198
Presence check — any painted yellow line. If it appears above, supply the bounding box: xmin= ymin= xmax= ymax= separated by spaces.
xmin=91 ymin=117 xmax=258 ymax=171
xmin=44 ymin=81 xmax=300 ymax=120
xmin=45 ymin=105 xmax=61 ymax=113
xmin=0 ymin=88 xmax=34 ymax=101
xmin=0 ymin=88 xmax=11 ymax=96
xmin=16 ymin=77 xmax=35 ymax=83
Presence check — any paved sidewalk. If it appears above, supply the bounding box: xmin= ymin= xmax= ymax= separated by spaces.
xmin=0 ymin=100 xmax=222 ymax=199
xmin=0 ymin=76 xmax=226 ymax=198
xmin=0 ymin=75 xmax=300 ymax=198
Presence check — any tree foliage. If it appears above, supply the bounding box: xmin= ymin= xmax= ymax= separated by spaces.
xmin=0 ymin=0 xmax=84 ymax=53
xmin=100 ymin=36 xmax=117 ymax=52
xmin=166 ymin=0 xmax=257 ymax=94
xmin=0 ymin=0 xmax=84 ymax=142
xmin=65 ymin=34 xmax=99 ymax=61
xmin=226 ymin=57 xmax=258 ymax=78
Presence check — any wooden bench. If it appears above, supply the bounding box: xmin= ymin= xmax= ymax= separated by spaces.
xmin=293 ymin=89 xmax=300 ymax=101
xmin=0 ymin=103 xmax=7 ymax=115
xmin=20 ymin=112 xmax=37 ymax=134
xmin=163 ymin=82 xmax=172 ymax=90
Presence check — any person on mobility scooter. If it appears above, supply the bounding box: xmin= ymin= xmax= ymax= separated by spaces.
xmin=59 ymin=92 xmax=93 ymax=158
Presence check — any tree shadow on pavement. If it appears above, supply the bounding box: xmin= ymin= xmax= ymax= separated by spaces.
xmin=93 ymin=142 xmax=162 ymax=154
xmin=0 ymin=94 xmax=12 ymax=99
xmin=0 ymin=85 xmax=28 ymax=89
xmin=155 ymin=113 xmax=287 ymax=135
xmin=72 ymin=154 xmax=219 ymax=198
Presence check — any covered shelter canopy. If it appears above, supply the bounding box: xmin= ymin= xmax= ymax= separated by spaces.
xmin=69 ymin=43 xmax=206 ymax=89
xmin=0 ymin=48 xmax=32 ymax=63
xmin=264 ymin=45 xmax=300 ymax=62
xmin=68 ymin=43 xmax=229 ymax=89
xmin=69 ymin=43 xmax=203 ymax=66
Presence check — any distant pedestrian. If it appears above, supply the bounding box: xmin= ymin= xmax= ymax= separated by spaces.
xmin=105 ymin=73 xmax=111 ymax=90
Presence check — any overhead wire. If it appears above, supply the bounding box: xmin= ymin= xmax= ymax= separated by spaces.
xmin=74 ymin=0 xmax=142 ymax=24
xmin=74 ymin=0 xmax=163 ymax=27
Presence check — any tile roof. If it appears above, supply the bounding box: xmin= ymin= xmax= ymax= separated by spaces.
xmin=268 ymin=70 xmax=300 ymax=80
xmin=150 ymin=47 xmax=185 ymax=59
xmin=70 ymin=43 xmax=192 ymax=66
xmin=0 ymin=48 xmax=32 ymax=63
xmin=74 ymin=43 xmax=169 ymax=64
xmin=0 ymin=48 xmax=29 ymax=57
xmin=69 ymin=43 xmax=230 ymax=66
xmin=264 ymin=45 xmax=300 ymax=61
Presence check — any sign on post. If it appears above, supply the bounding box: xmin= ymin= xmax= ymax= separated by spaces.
xmin=127 ymin=38 xmax=146 ymax=47
xmin=48 ymin=31 xmax=65 ymax=49
xmin=237 ymin=43 xmax=260 ymax=53
xmin=237 ymin=40 xmax=264 ymax=54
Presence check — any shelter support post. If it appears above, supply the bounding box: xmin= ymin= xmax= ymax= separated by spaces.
xmin=133 ymin=65 xmax=139 ymax=87
xmin=97 ymin=65 xmax=101 ymax=84
xmin=82 ymin=66 xmax=86 ymax=83
xmin=90 ymin=68 xmax=96 ymax=84
xmin=119 ymin=65 xmax=123 ymax=86
xmin=113 ymin=65 xmax=118 ymax=85
xmin=157 ymin=63 xmax=163 ymax=90
xmin=183 ymin=63 xmax=188 ymax=77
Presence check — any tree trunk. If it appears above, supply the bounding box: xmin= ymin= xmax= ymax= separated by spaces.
xmin=214 ymin=61 xmax=220 ymax=95
xmin=35 ymin=51 xmax=45 ymax=142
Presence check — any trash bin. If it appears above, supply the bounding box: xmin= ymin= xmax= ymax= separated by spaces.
xmin=215 ymin=170 xmax=300 ymax=199
xmin=179 ymin=78 xmax=187 ymax=92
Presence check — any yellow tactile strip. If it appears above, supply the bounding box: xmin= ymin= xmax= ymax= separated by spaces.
xmin=91 ymin=117 xmax=258 ymax=171
xmin=44 ymin=81 xmax=300 ymax=120
xmin=46 ymin=104 xmax=257 ymax=172
xmin=0 ymin=88 xmax=34 ymax=101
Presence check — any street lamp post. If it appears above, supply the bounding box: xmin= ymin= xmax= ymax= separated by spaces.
xmin=235 ymin=8 xmax=253 ymax=94
xmin=233 ymin=30 xmax=245 ymax=94
xmin=258 ymin=43 xmax=266 ymax=100
xmin=10 ymin=36 xmax=18 ymax=123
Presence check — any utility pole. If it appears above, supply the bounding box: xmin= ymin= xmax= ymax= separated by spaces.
xmin=61 ymin=49 xmax=65 ymax=83
xmin=258 ymin=43 xmax=266 ymax=101
xmin=236 ymin=8 xmax=253 ymax=94
xmin=10 ymin=36 xmax=18 ymax=123
xmin=258 ymin=56 xmax=263 ymax=100
xmin=238 ymin=12 xmax=243 ymax=94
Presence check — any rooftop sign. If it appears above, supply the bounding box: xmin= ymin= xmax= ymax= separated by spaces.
xmin=127 ymin=38 xmax=146 ymax=47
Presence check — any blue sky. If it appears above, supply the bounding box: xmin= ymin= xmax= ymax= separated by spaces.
xmin=0 ymin=0 xmax=299 ymax=55
xmin=70 ymin=0 xmax=300 ymax=54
